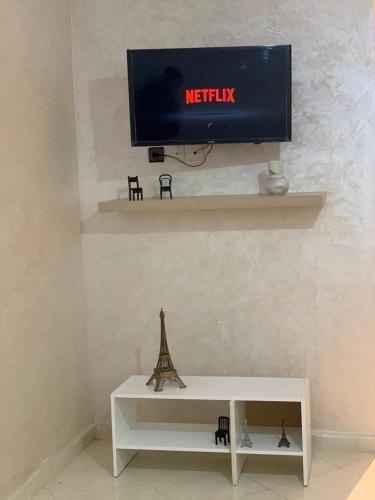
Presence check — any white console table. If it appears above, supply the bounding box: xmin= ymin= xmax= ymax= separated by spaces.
xmin=111 ymin=375 xmax=311 ymax=486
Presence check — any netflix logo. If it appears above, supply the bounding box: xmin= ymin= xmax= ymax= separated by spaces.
xmin=185 ymin=88 xmax=236 ymax=104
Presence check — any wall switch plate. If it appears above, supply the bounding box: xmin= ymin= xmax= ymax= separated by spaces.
xmin=148 ymin=147 xmax=164 ymax=163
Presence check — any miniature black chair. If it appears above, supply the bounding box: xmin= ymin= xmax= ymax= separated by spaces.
xmin=215 ymin=416 xmax=230 ymax=446
xmin=159 ymin=174 xmax=172 ymax=200
xmin=128 ymin=176 xmax=143 ymax=201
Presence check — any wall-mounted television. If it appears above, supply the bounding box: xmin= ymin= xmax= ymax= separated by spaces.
xmin=127 ymin=45 xmax=292 ymax=146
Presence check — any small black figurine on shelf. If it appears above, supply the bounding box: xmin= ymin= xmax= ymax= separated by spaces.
xmin=128 ymin=176 xmax=143 ymax=201
xmin=159 ymin=174 xmax=172 ymax=199
xmin=215 ymin=416 xmax=230 ymax=446
xmin=278 ymin=419 xmax=291 ymax=448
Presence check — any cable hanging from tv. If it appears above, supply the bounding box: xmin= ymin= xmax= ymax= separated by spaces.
xmin=162 ymin=144 xmax=214 ymax=167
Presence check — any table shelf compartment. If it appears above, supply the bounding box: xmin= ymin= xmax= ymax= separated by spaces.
xmin=116 ymin=422 xmax=230 ymax=453
xmin=235 ymin=425 xmax=303 ymax=456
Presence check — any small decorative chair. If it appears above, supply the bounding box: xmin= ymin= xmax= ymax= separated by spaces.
xmin=128 ymin=176 xmax=143 ymax=201
xmin=215 ymin=416 xmax=230 ymax=446
xmin=159 ymin=174 xmax=172 ymax=200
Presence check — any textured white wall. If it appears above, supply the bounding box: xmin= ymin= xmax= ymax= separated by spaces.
xmin=72 ymin=0 xmax=375 ymax=433
xmin=0 ymin=2 xmax=91 ymax=498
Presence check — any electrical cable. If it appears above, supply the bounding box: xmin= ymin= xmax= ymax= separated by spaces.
xmin=193 ymin=144 xmax=211 ymax=154
xmin=162 ymin=144 xmax=214 ymax=167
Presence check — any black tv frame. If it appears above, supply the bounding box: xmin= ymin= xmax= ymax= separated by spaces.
xmin=127 ymin=45 xmax=292 ymax=147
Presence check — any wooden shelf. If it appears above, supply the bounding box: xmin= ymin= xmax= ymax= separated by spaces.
xmin=98 ymin=193 xmax=326 ymax=213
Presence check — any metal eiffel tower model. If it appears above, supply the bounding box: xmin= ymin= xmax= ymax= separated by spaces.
xmin=146 ymin=309 xmax=186 ymax=392
xmin=240 ymin=418 xmax=253 ymax=448
xmin=278 ymin=419 xmax=291 ymax=448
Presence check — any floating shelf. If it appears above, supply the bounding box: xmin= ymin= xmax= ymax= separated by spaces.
xmin=98 ymin=193 xmax=326 ymax=213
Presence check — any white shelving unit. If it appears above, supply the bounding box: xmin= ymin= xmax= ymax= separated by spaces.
xmin=111 ymin=375 xmax=311 ymax=486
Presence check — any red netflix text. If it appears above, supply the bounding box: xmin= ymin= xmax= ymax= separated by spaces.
xmin=185 ymin=88 xmax=235 ymax=104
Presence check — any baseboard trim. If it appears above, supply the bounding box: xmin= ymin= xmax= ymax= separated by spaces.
xmin=94 ymin=423 xmax=112 ymax=441
xmin=312 ymin=430 xmax=375 ymax=452
xmin=94 ymin=422 xmax=375 ymax=452
xmin=6 ymin=424 xmax=95 ymax=500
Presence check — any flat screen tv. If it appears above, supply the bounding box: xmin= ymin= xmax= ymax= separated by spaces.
xmin=127 ymin=45 xmax=292 ymax=146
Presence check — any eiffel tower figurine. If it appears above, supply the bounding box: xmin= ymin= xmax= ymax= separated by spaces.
xmin=278 ymin=419 xmax=291 ymax=448
xmin=146 ymin=309 xmax=186 ymax=392
xmin=240 ymin=418 xmax=253 ymax=448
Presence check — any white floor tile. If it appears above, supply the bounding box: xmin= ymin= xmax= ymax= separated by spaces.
xmin=343 ymin=459 xmax=375 ymax=477
xmin=242 ymin=455 xmax=303 ymax=489
xmin=29 ymin=441 xmax=375 ymax=500
xmin=272 ymin=468 xmax=361 ymax=500
xmin=309 ymin=457 xmax=338 ymax=477
xmin=245 ymin=491 xmax=286 ymax=499
xmin=313 ymin=450 xmax=375 ymax=469
xmin=347 ymin=459 xmax=375 ymax=499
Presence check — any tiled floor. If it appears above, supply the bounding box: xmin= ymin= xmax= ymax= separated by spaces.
xmin=31 ymin=440 xmax=375 ymax=500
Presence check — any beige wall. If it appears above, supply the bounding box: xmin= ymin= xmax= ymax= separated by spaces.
xmin=0 ymin=2 xmax=91 ymax=498
xmin=72 ymin=0 xmax=375 ymax=434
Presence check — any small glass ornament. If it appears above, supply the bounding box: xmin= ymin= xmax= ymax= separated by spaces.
xmin=265 ymin=160 xmax=289 ymax=196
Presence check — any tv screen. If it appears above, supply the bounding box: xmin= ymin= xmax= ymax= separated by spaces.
xmin=127 ymin=45 xmax=292 ymax=146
